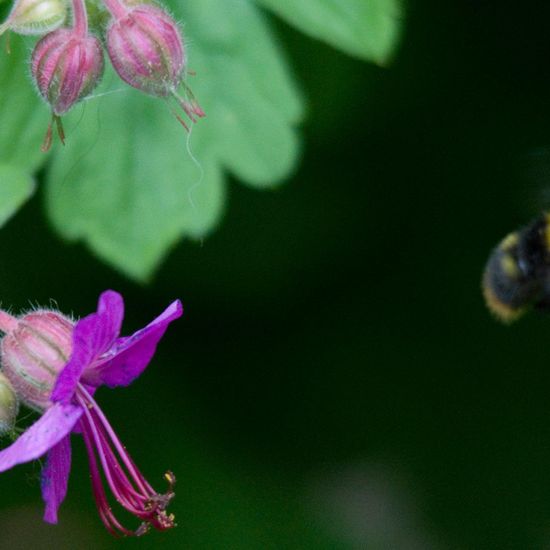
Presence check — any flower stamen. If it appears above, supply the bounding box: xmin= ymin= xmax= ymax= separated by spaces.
xmin=76 ymin=384 xmax=175 ymax=536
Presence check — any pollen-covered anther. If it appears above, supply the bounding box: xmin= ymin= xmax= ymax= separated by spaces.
xmin=164 ymin=470 xmax=176 ymax=486
xmin=144 ymin=475 xmax=176 ymax=527
xmin=154 ymin=510 xmax=176 ymax=530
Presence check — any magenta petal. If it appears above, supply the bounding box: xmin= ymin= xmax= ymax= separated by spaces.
xmin=0 ymin=404 xmax=81 ymax=473
xmin=52 ymin=291 xmax=124 ymax=403
xmin=42 ymin=435 xmax=71 ymax=524
xmin=91 ymin=300 xmax=182 ymax=387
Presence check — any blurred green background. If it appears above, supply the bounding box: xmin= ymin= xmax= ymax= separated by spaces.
xmin=5 ymin=1 xmax=550 ymax=549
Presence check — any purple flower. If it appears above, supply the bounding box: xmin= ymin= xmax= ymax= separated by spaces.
xmin=0 ymin=290 xmax=182 ymax=536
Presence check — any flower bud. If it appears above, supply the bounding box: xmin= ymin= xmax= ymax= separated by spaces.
xmin=0 ymin=0 xmax=67 ymax=37
xmin=0 ymin=372 xmax=18 ymax=434
xmin=31 ymin=25 xmax=104 ymax=150
xmin=32 ymin=28 xmax=104 ymax=116
xmin=106 ymin=4 xmax=183 ymax=97
xmin=1 ymin=311 xmax=73 ymax=411
xmin=105 ymin=2 xmax=204 ymax=127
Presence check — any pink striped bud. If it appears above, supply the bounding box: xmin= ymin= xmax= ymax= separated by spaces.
xmin=105 ymin=2 xmax=204 ymax=128
xmin=31 ymin=0 xmax=104 ymax=151
xmin=32 ymin=28 xmax=104 ymax=116
xmin=107 ymin=4 xmax=182 ymax=96
xmin=1 ymin=311 xmax=73 ymax=411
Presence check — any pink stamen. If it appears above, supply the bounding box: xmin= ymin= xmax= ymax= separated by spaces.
xmin=76 ymin=385 xmax=175 ymax=536
xmin=169 ymin=87 xmax=205 ymax=132
xmin=41 ymin=115 xmax=65 ymax=152
xmin=81 ymin=424 xmax=135 ymax=537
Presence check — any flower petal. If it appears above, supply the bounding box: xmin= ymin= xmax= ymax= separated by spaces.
xmin=42 ymin=435 xmax=71 ymax=524
xmin=0 ymin=403 xmax=81 ymax=472
xmin=51 ymin=291 xmax=124 ymax=403
xmin=90 ymin=300 xmax=182 ymax=387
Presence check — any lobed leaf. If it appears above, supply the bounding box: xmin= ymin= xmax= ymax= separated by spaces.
xmin=0 ymin=164 xmax=35 ymax=227
xmin=255 ymin=0 xmax=403 ymax=65
xmin=46 ymin=0 xmax=304 ymax=281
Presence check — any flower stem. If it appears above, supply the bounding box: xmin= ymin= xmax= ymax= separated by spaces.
xmin=71 ymin=0 xmax=88 ymax=36
xmin=100 ymin=0 xmax=128 ymax=21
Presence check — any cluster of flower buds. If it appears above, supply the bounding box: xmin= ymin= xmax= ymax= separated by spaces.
xmin=1 ymin=0 xmax=203 ymax=151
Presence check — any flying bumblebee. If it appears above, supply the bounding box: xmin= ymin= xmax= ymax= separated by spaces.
xmin=483 ymin=213 xmax=550 ymax=322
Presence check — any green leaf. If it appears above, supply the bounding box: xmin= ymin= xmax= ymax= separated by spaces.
xmin=0 ymin=37 xmax=48 ymax=227
xmin=46 ymin=81 xmax=224 ymax=282
xmin=0 ymin=37 xmax=49 ymax=170
xmin=255 ymin=0 xmax=403 ymax=65
xmin=0 ymin=164 xmax=35 ymax=226
xmin=46 ymin=0 xmax=304 ymax=281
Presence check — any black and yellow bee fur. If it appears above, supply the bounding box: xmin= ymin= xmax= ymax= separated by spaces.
xmin=483 ymin=213 xmax=550 ymax=322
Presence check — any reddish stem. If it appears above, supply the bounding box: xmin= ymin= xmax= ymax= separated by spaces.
xmin=41 ymin=118 xmax=53 ymax=153
xmin=100 ymin=0 xmax=129 ymax=21
xmin=71 ymin=0 xmax=88 ymax=36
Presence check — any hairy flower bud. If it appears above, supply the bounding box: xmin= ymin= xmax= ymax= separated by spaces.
xmin=107 ymin=4 xmax=182 ymax=96
xmin=31 ymin=25 xmax=104 ymax=150
xmin=32 ymin=28 xmax=104 ymax=117
xmin=28 ymin=0 xmax=103 ymax=151
xmin=0 ymin=372 xmax=18 ymax=434
xmin=1 ymin=311 xmax=73 ymax=411
xmin=105 ymin=2 xmax=204 ymax=127
xmin=0 ymin=0 xmax=66 ymax=37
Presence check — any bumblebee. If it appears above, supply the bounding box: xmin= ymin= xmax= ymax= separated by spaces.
xmin=483 ymin=213 xmax=550 ymax=322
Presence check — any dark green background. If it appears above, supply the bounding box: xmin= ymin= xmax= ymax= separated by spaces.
xmin=3 ymin=1 xmax=550 ymax=548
